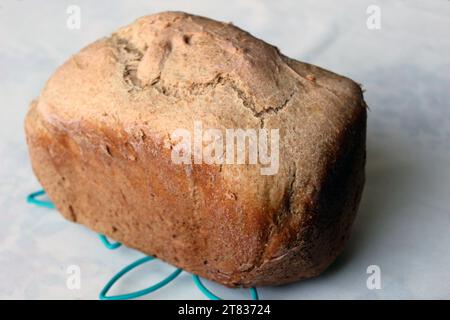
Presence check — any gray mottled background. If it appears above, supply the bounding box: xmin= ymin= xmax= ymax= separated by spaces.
xmin=0 ymin=0 xmax=449 ymax=299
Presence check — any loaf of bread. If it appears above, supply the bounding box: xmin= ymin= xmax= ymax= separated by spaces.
xmin=25 ymin=12 xmax=366 ymax=287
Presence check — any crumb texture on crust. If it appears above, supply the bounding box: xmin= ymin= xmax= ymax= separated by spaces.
xmin=25 ymin=11 xmax=367 ymax=287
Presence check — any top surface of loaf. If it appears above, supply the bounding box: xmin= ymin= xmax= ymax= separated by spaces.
xmin=37 ymin=11 xmax=363 ymax=136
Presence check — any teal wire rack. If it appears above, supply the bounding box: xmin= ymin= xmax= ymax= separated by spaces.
xmin=27 ymin=189 xmax=259 ymax=300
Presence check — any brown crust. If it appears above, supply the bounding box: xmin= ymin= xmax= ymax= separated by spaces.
xmin=24 ymin=11 xmax=366 ymax=287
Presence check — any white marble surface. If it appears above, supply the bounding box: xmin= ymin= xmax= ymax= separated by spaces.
xmin=0 ymin=0 xmax=449 ymax=299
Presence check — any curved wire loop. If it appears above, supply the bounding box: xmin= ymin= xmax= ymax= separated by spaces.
xmin=27 ymin=190 xmax=55 ymax=209
xmin=99 ymin=256 xmax=183 ymax=300
xmin=27 ymin=190 xmax=122 ymax=249
xmin=98 ymin=234 xmax=122 ymax=250
xmin=192 ymin=275 xmax=259 ymax=300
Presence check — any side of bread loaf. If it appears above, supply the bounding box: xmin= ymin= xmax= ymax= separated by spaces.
xmin=25 ymin=12 xmax=366 ymax=287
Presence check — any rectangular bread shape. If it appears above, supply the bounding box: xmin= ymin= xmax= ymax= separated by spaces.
xmin=25 ymin=12 xmax=367 ymax=287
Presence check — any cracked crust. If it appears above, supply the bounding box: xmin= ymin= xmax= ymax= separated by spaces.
xmin=24 ymin=12 xmax=366 ymax=287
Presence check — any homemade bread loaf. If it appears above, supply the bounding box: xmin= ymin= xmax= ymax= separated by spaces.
xmin=25 ymin=11 xmax=366 ymax=287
